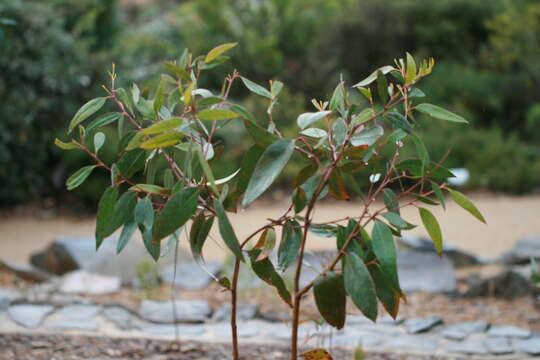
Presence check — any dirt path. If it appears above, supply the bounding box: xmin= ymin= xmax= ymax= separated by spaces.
xmin=1 ymin=193 xmax=539 ymax=264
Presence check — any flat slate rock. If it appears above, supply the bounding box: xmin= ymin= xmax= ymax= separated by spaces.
xmin=160 ymin=262 xmax=221 ymax=290
xmin=211 ymin=303 xmax=258 ymax=322
xmin=208 ymin=322 xmax=260 ymax=338
xmin=46 ymin=304 xmax=101 ymax=331
xmin=403 ymin=316 xmax=443 ymax=334
xmin=0 ymin=287 xmax=22 ymax=310
xmin=60 ymin=270 xmax=121 ymax=295
xmin=138 ymin=323 xmax=205 ymax=336
xmin=103 ymin=306 xmax=137 ymax=330
xmin=139 ymin=300 xmax=211 ymax=324
xmin=485 ymin=338 xmax=514 ymax=355
xmin=384 ymin=334 xmax=440 ymax=352
xmin=441 ymin=321 xmax=489 ymax=340
xmin=444 ymin=340 xmax=488 ymax=355
xmin=397 ymin=250 xmax=457 ymax=293
xmin=516 ymin=338 xmax=540 ymax=355
xmin=500 ymin=236 xmax=540 ymax=265
xmin=397 ymin=235 xmax=480 ymax=267
xmin=7 ymin=304 xmax=54 ymax=328
xmin=487 ymin=325 xmax=531 ymax=339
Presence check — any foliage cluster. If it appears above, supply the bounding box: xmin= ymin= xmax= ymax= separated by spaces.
xmin=57 ymin=44 xmax=485 ymax=359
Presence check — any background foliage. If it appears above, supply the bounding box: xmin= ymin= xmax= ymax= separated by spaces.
xmin=2 ymin=0 xmax=540 ymax=206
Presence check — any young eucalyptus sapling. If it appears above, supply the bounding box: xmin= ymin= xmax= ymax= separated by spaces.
xmin=57 ymin=43 xmax=485 ymax=360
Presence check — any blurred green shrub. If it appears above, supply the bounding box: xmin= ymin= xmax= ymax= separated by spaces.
xmin=413 ymin=124 xmax=540 ymax=194
xmin=0 ymin=0 xmax=117 ymax=205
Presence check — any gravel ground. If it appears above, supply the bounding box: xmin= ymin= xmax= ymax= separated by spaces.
xmin=0 ymin=333 xmax=457 ymax=360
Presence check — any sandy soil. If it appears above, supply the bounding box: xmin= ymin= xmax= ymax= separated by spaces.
xmin=1 ymin=193 xmax=539 ymax=264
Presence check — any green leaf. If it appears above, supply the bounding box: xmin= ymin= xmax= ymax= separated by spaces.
xmin=410 ymin=133 xmax=429 ymax=173
xmin=353 ymin=66 xmax=395 ymax=88
xmin=431 ymin=182 xmax=446 ymax=210
xmin=414 ymin=194 xmax=439 ymax=205
xmin=241 ymin=77 xmax=272 ymax=99
xmin=140 ymin=132 xmax=183 ymax=149
xmin=297 ymin=111 xmax=331 ymax=130
xmin=86 ymin=112 xmax=122 ymax=133
xmin=95 ymin=186 xmax=119 ymax=249
xmin=385 ymin=112 xmax=413 ymax=131
xmin=376 ymin=70 xmax=388 ymax=104
xmin=135 ymin=197 xmax=159 ymax=261
xmin=447 ymin=189 xmax=486 ymax=223
xmin=351 ymin=126 xmax=384 ymax=147
xmin=243 ymin=119 xmax=279 ymax=147
xmin=252 ymin=227 xmax=276 ymax=262
xmin=344 ymin=252 xmax=378 ymax=321
xmin=107 ymin=191 xmax=138 ymax=236
xmin=372 ymin=220 xmax=399 ymax=288
xmin=405 ymin=52 xmax=417 ymax=83
xmin=314 ymin=272 xmax=346 ymax=329
xmin=141 ymin=117 xmax=183 ymax=135
xmin=54 ymin=138 xmax=79 ymax=150
xmin=196 ymin=147 xmax=219 ymax=196
xmin=189 ymin=213 xmax=215 ymax=265
xmin=271 ymin=80 xmax=284 ymax=98
xmin=198 ymin=109 xmax=240 ymax=121
xmin=329 ymin=82 xmax=346 ymax=114
xmin=292 ymin=188 xmax=307 ymax=213
xmin=205 ymin=42 xmax=237 ymax=63
xmin=66 ymin=165 xmax=96 ymax=191
xmin=237 ymin=145 xmax=265 ymax=195
xmin=352 ymin=108 xmax=375 ymax=125
xmin=332 ymin=118 xmax=347 ymax=146
xmin=368 ymin=264 xmax=400 ymax=319
xmin=117 ymin=149 xmax=146 ymax=178
xmin=69 ymin=97 xmax=107 ymax=133
xmin=153 ymin=188 xmax=199 ymax=242
xmin=278 ymin=219 xmax=302 ymax=270
xmin=300 ymin=128 xmax=327 ymax=138
xmin=419 ymin=207 xmax=443 ymax=255
xmin=381 ymin=213 xmax=415 ymax=230
xmin=125 ymin=132 xmax=146 ymax=151
xmin=382 ymin=188 xmax=400 ymax=214
xmin=248 ymin=250 xmax=292 ymax=307
xmin=214 ymin=199 xmax=244 ymax=261
xmin=242 ymin=139 xmax=294 ymax=207
xmin=94 ymin=132 xmax=105 ymax=154
xmin=415 ymin=103 xmax=468 ymax=124
xmin=117 ymin=219 xmax=137 ymax=254
xmin=129 ymin=184 xmax=170 ymax=196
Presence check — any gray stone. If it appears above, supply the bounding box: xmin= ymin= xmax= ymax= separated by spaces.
xmin=139 ymin=299 xmax=211 ymax=323
xmin=500 ymin=236 xmax=540 ymax=265
xmin=60 ymin=270 xmax=121 ymax=295
xmin=103 ymin=306 xmax=136 ymax=330
xmin=463 ymin=267 xmax=532 ymax=299
xmin=330 ymin=333 xmax=364 ymax=347
xmin=139 ymin=323 xmax=205 ymax=336
xmin=398 ymin=235 xmax=480 ymax=267
xmin=441 ymin=321 xmax=489 ymax=340
xmin=160 ymin=262 xmax=221 ymax=290
xmin=260 ymin=311 xmax=290 ymax=323
xmin=209 ymin=322 xmax=260 ymax=338
xmin=485 ymin=338 xmax=514 ymax=355
xmin=444 ymin=340 xmax=489 ymax=355
xmin=397 ymin=250 xmax=457 ymax=293
xmin=0 ymin=288 xmax=22 ymax=310
xmin=211 ymin=303 xmax=258 ymax=322
xmin=7 ymin=304 xmax=54 ymax=328
xmin=385 ymin=334 xmax=440 ymax=351
xmin=30 ymin=236 xmax=190 ymax=281
xmin=0 ymin=260 xmax=51 ymax=282
xmin=403 ymin=316 xmax=443 ymax=333
xmin=46 ymin=304 xmax=101 ymax=331
xmin=516 ymin=338 xmax=540 ymax=355
xmin=487 ymin=325 xmax=531 ymax=339
xmin=354 ymin=324 xmax=404 ymax=336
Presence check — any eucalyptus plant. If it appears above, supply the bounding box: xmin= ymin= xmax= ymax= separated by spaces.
xmin=56 ymin=43 xmax=485 ymax=360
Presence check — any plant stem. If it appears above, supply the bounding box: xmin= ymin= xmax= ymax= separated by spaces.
xmin=231 ymin=259 xmax=241 ymax=360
